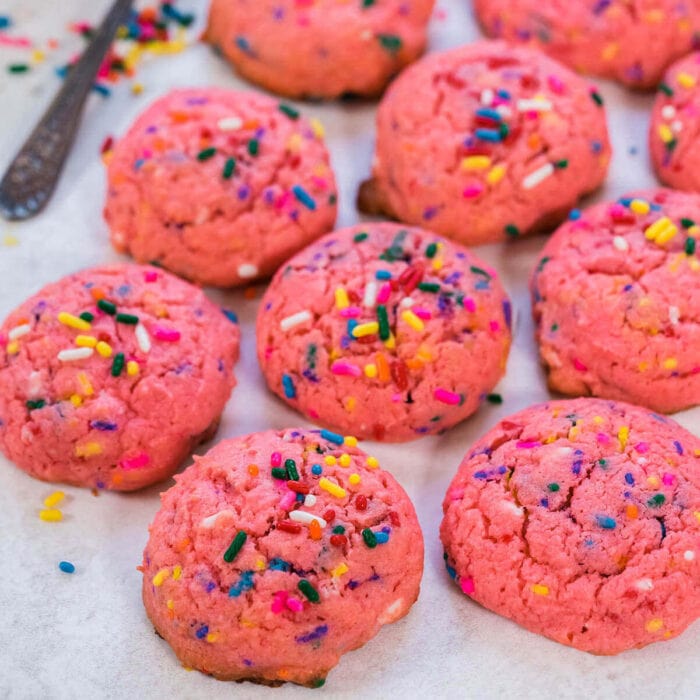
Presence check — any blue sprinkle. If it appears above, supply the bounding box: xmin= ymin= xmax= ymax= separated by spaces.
xmin=347 ymin=319 xmax=358 ymax=336
xmin=618 ymin=197 xmax=632 ymax=206
xmin=196 ymin=625 xmax=209 ymax=640
xmin=228 ymin=571 xmax=254 ymax=598
xmin=320 ymin=429 xmax=344 ymax=445
xmin=58 ymin=561 xmax=75 ymax=574
xmin=445 ymin=562 xmax=457 ymax=579
xmin=92 ymin=83 xmax=111 ymax=97
xmin=569 ymin=208 xmax=581 ymax=220
xmin=591 ymin=141 xmax=602 ymax=154
xmin=282 ymin=374 xmax=296 ymax=399
xmin=296 ymin=492 xmax=305 ymax=502
xmin=311 ymin=464 xmax=322 ymax=476
xmin=540 ymin=498 xmax=549 ymax=508
xmin=475 ymin=279 xmax=489 ymax=290
xmin=268 ymin=558 xmax=290 ymax=571
xmin=572 ymin=460 xmax=582 ymax=475
xmin=475 ymin=107 xmax=502 ymax=121
xmin=375 ymin=270 xmax=392 ymax=280
xmin=623 ymin=284 xmax=633 ymax=292
xmin=55 ymin=65 xmax=69 ymax=78
xmin=0 ymin=16 xmax=12 ymax=29
xmin=497 ymin=465 xmax=507 ymax=474
xmin=235 ymin=35 xmax=253 ymax=54
xmin=502 ymin=300 xmax=512 ymax=329
xmin=374 ymin=531 xmax=389 ymax=544
xmin=89 ymin=420 xmax=117 ymax=431
xmin=222 ymin=308 xmax=238 ymax=324
xmin=134 ymin=158 xmax=145 ymax=170
xmin=475 ymin=128 xmax=502 ymax=142
xmin=596 ymin=515 xmax=616 ymax=529
xmin=348 ymin=580 xmax=360 ymax=590
xmin=674 ymin=440 xmax=684 ymax=455
xmin=474 ymin=470 xmax=488 ymax=480
xmin=205 ymin=581 xmax=216 ymax=592
xmin=650 ymin=203 xmax=662 ymax=211
xmin=496 ymin=88 xmax=511 ymax=99
xmin=295 ymin=624 xmax=329 ymax=644
xmin=624 ymin=472 xmax=635 ymax=485
xmin=292 ymin=185 xmax=316 ymax=211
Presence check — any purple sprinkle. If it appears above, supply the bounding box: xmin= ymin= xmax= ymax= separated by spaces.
xmin=474 ymin=470 xmax=488 ymax=480
xmin=348 ymin=580 xmax=360 ymax=590
xmin=185 ymin=96 xmax=208 ymax=105
xmin=674 ymin=440 xmax=684 ymax=455
xmin=237 ymin=184 xmax=250 ymax=200
xmin=295 ymin=624 xmax=329 ymax=644
xmin=89 ymin=420 xmax=117 ymax=431
xmin=592 ymin=0 xmax=612 ymax=14
xmin=572 ymin=460 xmax=582 ymax=475
xmin=423 ymin=206 xmax=438 ymax=221
xmin=540 ymin=498 xmax=549 ymax=507
xmin=243 ymin=659 xmax=254 ymax=666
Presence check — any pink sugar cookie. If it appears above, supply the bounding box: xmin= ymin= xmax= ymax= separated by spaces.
xmin=104 ymin=88 xmax=337 ymax=287
xmin=0 ymin=264 xmax=239 ymax=491
xmin=205 ymin=0 xmax=435 ymax=100
xmin=531 ymin=189 xmax=700 ymax=413
xmin=474 ymin=0 xmax=700 ymax=89
xmin=441 ymin=398 xmax=700 ymax=654
xmin=142 ymin=428 xmax=423 ymax=687
xmin=650 ymin=52 xmax=700 ymax=191
xmin=256 ymin=223 xmax=512 ymax=441
xmin=359 ymin=40 xmax=611 ymax=245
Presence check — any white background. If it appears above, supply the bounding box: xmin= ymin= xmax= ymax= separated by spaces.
xmin=0 ymin=1 xmax=698 ymax=698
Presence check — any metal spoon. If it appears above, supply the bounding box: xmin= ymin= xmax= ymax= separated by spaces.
xmin=0 ymin=0 xmax=133 ymax=221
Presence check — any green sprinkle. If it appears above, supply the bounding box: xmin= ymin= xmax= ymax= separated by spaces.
xmin=377 ymin=305 xmax=390 ymax=340
xmin=247 ymin=139 xmax=259 ymax=156
xmin=469 ymin=265 xmax=491 ymax=278
xmin=667 ymin=138 xmax=678 ymax=152
xmin=591 ymin=91 xmax=604 ymax=106
xmin=329 ymin=193 xmax=337 ymax=205
xmin=505 ymin=224 xmax=520 ymax=238
xmin=8 ymin=63 xmax=29 ymax=74
xmin=26 ymin=399 xmax=46 ymax=411
xmin=79 ymin=312 xmax=94 ymax=322
xmin=362 ymin=0 xmax=376 ymax=6
xmin=498 ymin=122 xmax=509 ymax=139
xmin=658 ymin=82 xmax=674 ymax=96
xmin=547 ymin=483 xmax=560 ymax=492
xmin=222 ymin=157 xmax=236 ymax=179
xmin=197 ymin=147 xmax=217 ymax=161
xmin=377 ymin=33 xmax=402 ymax=53
xmin=362 ymin=528 xmax=378 ymax=548
xmin=115 ymin=313 xmax=138 ymax=325
xmin=536 ymin=256 xmax=551 ymax=272
xmin=278 ymin=103 xmax=299 ymax=119
xmin=298 ymin=579 xmax=320 ymax=603
xmin=271 ymin=467 xmax=288 ymax=480
xmin=686 ymin=237 xmax=696 ymax=255
xmin=554 ymin=159 xmax=569 ymax=169
xmin=486 ymin=393 xmax=502 ymax=404
xmin=598 ymin=459 xmax=608 ymax=469
xmin=417 ymin=282 xmax=440 ymax=293
xmin=425 ymin=242 xmax=438 ymax=258
xmin=332 ymin=525 xmax=345 ymax=534
xmin=353 ymin=231 xmax=369 ymax=243
xmin=285 ymin=458 xmax=299 ymax=481
xmin=680 ymin=217 xmax=695 ymax=228
xmin=97 ymin=299 xmax=116 ymax=315
xmin=223 ymin=530 xmax=247 ymax=562
xmin=111 ymin=352 xmax=125 ymax=377
xmin=550 ymin=323 xmax=559 ymax=332
xmin=312 ymin=679 xmax=326 ymax=688
xmin=647 ymin=493 xmax=666 ymax=508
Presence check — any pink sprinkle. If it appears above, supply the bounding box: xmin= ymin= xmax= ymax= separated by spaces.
xmin=662 ymin=472 xmax=675 ymax=486
xmin=340 ymin=306 xmax=362 ymax=318
xmin=463 ymin=297 xmax=476 ymax=313
xmin=275 ymin=191 xmax=292 ymax=211
xmin=516 ymin=440 xmax=541 ymax=449
xmin=377 ymin=283 xmax=392 ymax=304
xmin=144 ymin=270 xmax=158 ymax=282
xmin=264 ymin=347 xmax=273 ymax=360
xmin=460 ymin=577 xmax=475 ymax=595
xmin=463 ymin=184 xmax=484 ymax=198
xmin=0 ymin=333 xmax=7 ymax=348
xmin=573 ymin=358 xmax=588 ymax=372
xmin=547 ymin=74 xmax=565 ymax=94
xmin=308 ymin=408 xmax=319 ymax=419
xmin=609 ymin=203 xmax=626 ymax=219
xmin=120 ymin=453 xmax=150 ymax=471
xmin=152 ymin=326 xmax=181 ymax=342
xmin=310 ymin=175 xmax=328 ymax=190
xmin=597 ymin=432 xmax=611 ymax=444
xmin=692 ymin=366 xmax=700 ymax=375
xmin=285 ymin=596 xmax=304 ymax=612
xmin=634 ymin=442 xmax=649 ymax=453
xmin=270 ymin=452 xmax=282 ymax=468
xmin=0 ymin=35 xmax=32 ymax=47
xmin=450 ymin=488 xmax=465 ymax=501
xmin=271 ymin=591 xmax=288 ymax=614
xmin=435 ymin=388 xmax=461 ymax=405
xmin=523 ymin=110 xmax=540 ymax=120
xmin=278 ymin=491 xmax=296 ymax=511
xmin=331 ymin=360 xmax=361 ymax=377
xmin=391 ymin=393 xmax=402 ymax=402
xmin=97 ymin=61 xmax=110 ymax=78
xmin=489 ymin=320 xmax=500 ymax=332
xmin=412 ymin=306 xmax=432 ymax=320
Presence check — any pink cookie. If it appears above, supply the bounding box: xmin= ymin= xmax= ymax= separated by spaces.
xmin=531 ymin=189 xmax=700 ymax=413
xmin=359 ymin=40 xmax=611 ymax=245
xmin=474 ymin=0 xmax=700 ymax=89
xmin=142 ymin=428 xmax=423 ymax=686
xmin=0 ymin=264 xmax=239 ymax=491
xmin=256 ymin=223 xmax=512 ymax=441
xmin=104 ymin=88 xmax=337 ymax=287
xmin=205 ymin=0 xmax=435 ymax=100
xmin=441 ymin=398 xmax=700 ymax=655
xmin=650 ymin=52 xmax=700 ymax=191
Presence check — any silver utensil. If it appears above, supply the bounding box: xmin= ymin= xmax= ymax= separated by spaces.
xmin=0 ymin=0 xmax=134 ymax=221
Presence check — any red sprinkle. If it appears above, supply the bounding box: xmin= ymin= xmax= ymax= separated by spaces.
xmin=286 ymin=480 xmax=310 ymax=494
xmin=389 ymin=510 xmax=401 ymax=527
xmin=355 ymin=494 xmax=368 ymax=511
xmin=277 ymin=520 xmax=302 ymax=534
xmin=330 ymin=534 xmax=347 ymax=547
xmin=323 ymin=509 xmax=335 ymax=523
xmin=391 ymin=360 xmax=409 ymax=391
xmin=100 ymin=136 xmax=114 ymax=153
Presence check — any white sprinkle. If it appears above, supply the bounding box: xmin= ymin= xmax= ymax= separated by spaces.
xmin=672 ymin=119 xmax=683 ymax=133
xmin=661 ymin=105 xmax=676 ymax=120
xmin=57 ymin=347 xmax=94 ymax=362
xmin=195 ymin=208 xmax=209 ymax=225
xmin=27 ymin=371 xmax=43 ymax=397
xmin=360 ymin=29 xmax=372 ymax=41
xmin=669 ymin=306 xmax=680 ymax=325
xmin=399 ymin=296 xmax=414 ymax=308
xmin=135 ymin=324 xmax=151 ymax=354
xmin=280 ymin=310 xmax=312 ymax=332
xmin=684 ymin=550 xmax=695 ymax=561
xmin=480 ymin=88 xmax=494 ymax=106
xmin=635 ymin=578 xmax=654 ymax=591
xmin=378 ymin=597 xmax=405 ymax=624
xmin=304 ymin=494 xmax=317 ymax=507
xmin=199 ymin=510 xmax=234 ymax=529
xmin=289 ymin=510 xmax=327 ymax=528
xmin=495 ymin=105 xmax=513 ymax=119
xmin=613 ymin=235 xmax=629 ymax=251
xmin=238 ymin=263 xmax=258 ymax=279
xmin=217 ymin=116 xmax=242 ymax=131
xmin=517 ymin=98 xmax=553 ymax=112
xmin=8 ymin=323 xmax=31 ymax=340
xmin=502 ymin=501 xmax=524 ymax=517
xmin=522 ymin=163 xmax=555 ymax=190
xmin=363 ymin=281 xmax=378 ymax=308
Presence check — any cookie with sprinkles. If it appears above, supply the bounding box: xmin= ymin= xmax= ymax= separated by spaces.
xmin=650 ymin=52 xmax=700 ymax=191
xmin=104 ymin=88 xmax=337 ymax=287
xmin=531 ymin=189 xmax=700 ymax=413
xmin=256 ymin=222 xmax=512 ymax=441
xmin=204 ymin=0 xmax=435 ymax=100
xmin=473 ymin=0 xmax=700 ymax=89
xmin=358 ymin=41 xmax=611 ymax=245
xmin=0 ymin=264 xmax=239 ymax=491
xmin=141 ymin=428 xmax=423 ymax=686
xmin=441 ymin=398 xmax=700 ymax=654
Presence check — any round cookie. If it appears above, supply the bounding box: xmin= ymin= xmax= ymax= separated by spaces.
xmin=204 ymin=0 xmax=435 ymax=100
xmin=141 ymin=428 xmax=423 ymax=686
xmin=650 ymin=52 xmax=700 ymax=191
xmin=531 ymin=189 xmax=700 ymax=413
xmin=358 ymin=40 xmax=611 ymax=245
xmin=0 ymin=264 xmax=239 ymax=491
xmin=473 ymin=0 xmax=700 ymax=89
xmin=104 ymin=88 xmax=337 ymax=287
xmin=441 ymin=397 xmax=700 ymax=655
xmin=256 ymin=223 xmax=512 ymax=441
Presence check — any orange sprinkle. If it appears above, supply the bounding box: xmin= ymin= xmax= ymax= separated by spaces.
xmin=248 ymin=464 xmax=259 ymax=477
xmin=89 ymin=287 xmax=106 ymax=301
xmin=309 ymin=519 xmax=322 ymax=540
xmin=376 ymin=352 xmax=391 ymax=382
xmin=626 ymin=504 xmax=639 ymax=519
xmin=244 ymin=286 xmax=257 ymax=300
xmin=174 ymin=537 xmax=191 ymax=553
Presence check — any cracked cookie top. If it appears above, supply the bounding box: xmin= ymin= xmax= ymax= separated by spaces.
xmin=441 ymin=397 xmax=700 ymax=654
xmin=141 ymin=428 xmax=423 ymax=687
xmin=0 ymin=264 xmax=239 ymax=491
xmin=104 ymin=88 xmax=337 ymax=287
xmin=531 ymin=188 xmax=700 ymax=413
xmin=256 ymin=222 xmax=512 ymax=441
xmin=359 ymin=40 xmax=611 ymax=245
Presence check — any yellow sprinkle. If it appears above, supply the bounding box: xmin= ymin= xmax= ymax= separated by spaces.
xmin=531 ymin=584 xmax=549 ymax=596
xmin=677 ymin=72 xmax=696 ymax=88
xmin=57 ymin=312 xmax=91 ymax=331
xmin=366 ymin=456 xmax=379 ymax=469
xmin=647 ymin=475 xmax=660 ymax=488
xmin=638 ymin=361 xmax=649 ymax=372
xmin=352 ymin=321 xmax=379 ymax=338
xmin=568 ymin=426 xmax=580 ymax=440
xmin=630 ymin=199 xmax=650 ymax=215
xmin=6 ymin=341 xmax=19 ymax=355
xmin=319 ymin=477 xmax=346 ymax=499
xmin=339 ymin=453 xmax=351 ymax=467
xmin=43 ymin=491 xmax=65 ymax=508
xmin=324 ymin=455 xmax=337 ymax=466
xmin=364 ymin=363 xmax=378 ymax=378
xmin=645 ymin=217 xmax=678 ymax=244
xmin=344 ymin=436 xmax=358 ymax=447
xmin=39 ymin=508 xmax=63 ymax=522
xmin=334 ymin=287 xmax=349 ymax=309
xmin=644 ymin=9 xmax=664 ymax=22
xmin=255 ymin=558 xmax=266 ymax=571
xmin=416 ymin=344 xmax=433 ymax=362
xmin=310 ymin=118 xmax=325 ymax=139
xmin=205 ymin=632 xmax=220 ymax=643
xmin=383 ymin=332 xmax=396 ymax=350
xmin=152 ymin=568 xmax=170 ymax=587
xmin=95 ymin=341 xmax=112 ymax=358
xmin=131 ymin=82 xmax=144 ymax=95
xmin=172 ymin=565 xmax=182 ymax=580
xmin=543 ymin=435 xmax=556 ymax=444
xmin=601 ymin=42 xmax=619 ymax=60
xmin=77 ymin=372 xmax=93 ymax=396
xmin=344 ymin=396 xmax=357 ymax=412
xmin=658 ymin=123 xmax=674 ymax=143
xmin=331 ymin=562 xmax=349 ymax=578
xmin=618 ymin=426 xmax=629 ymax=451
xmin=75 ymin=335 xmax=97 ymax=348
xmin=31 ymin=49 xmax=45 ymax=63
xmin=126 ymin=360 xmax=140 ymax=376
xmin=75 ymin=441 xmax=102 ymax=458
xmin=69 ymin=394 xmax=82 ymax=407
xmin=401 ymin=309 xmax=425 ymax=331
xmin=166 ymin=599 xmax=174 ymax=610
xmin=695 ymin=450 xmax=700 ymax=457
xmin=286 ymin=133 xmax=302 ymax=152
xmin=329 ymin=348 xmax=341 ymax=361
xmin=348 ymin=473 xmax=361 ymax=485
xmin=461 ymin=155 xmax=491 ymax=171
xmin=431 ymin=257 xmax=443 ymax=271
xmin=2 ymin=234 xmax=19 ymax=247
xmin=656 ymin=224 xmax=679 ymax=245
xmin=646 ymin=618 xmax=664 ymax=633
xmin=486 ymin=164 xmax=507 ymax=185
xmin=694 ymin=511 xmax=700 ymax=523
